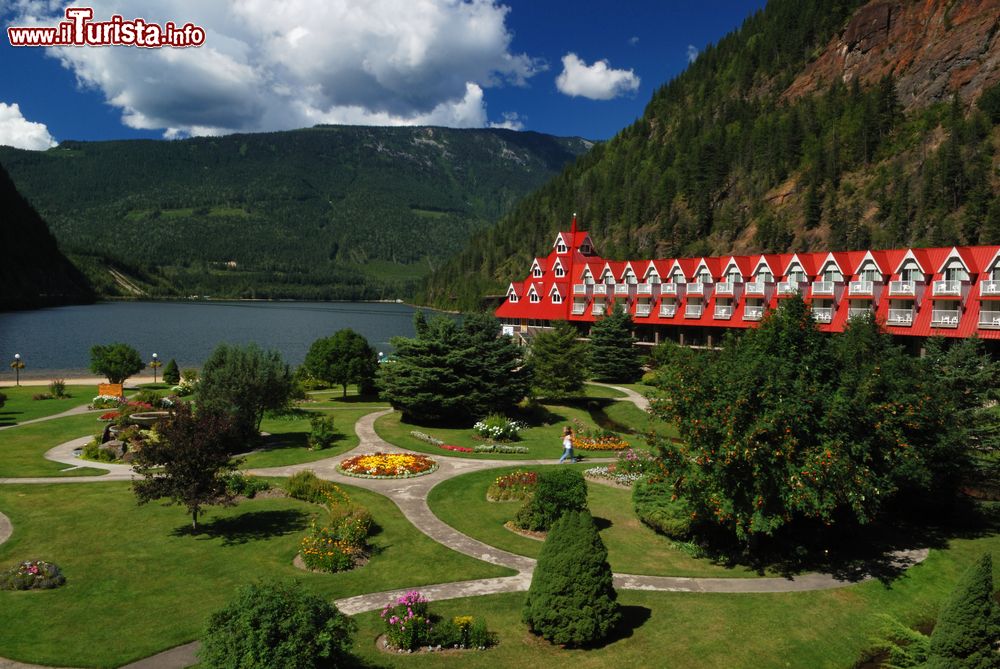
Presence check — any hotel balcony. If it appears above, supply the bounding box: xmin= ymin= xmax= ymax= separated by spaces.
xmin=592 ymin=303 xmax=606 ymax=316
xmin=714 ymin=305 xmax=733 ymax=320
xmin=848 ymin=306 xmax=872 ymax=319
xmin=744 ymin=281 xmax=767 ymax=296
xmin=715 ymin=281 xmax=736 ymax=296
xmin=848 ymin=280 xmax=874 ymax=297
xmin=743 ymin=305 xmax=764 ymax=321
xmin=571 ymin=302 xmax=586 ymax=315
xmin=811 ymin=281 xmax=835 ymax=296
xmin=979 ymin=311 xmax=1000 ymax=329
xmin=660 ymin=303 xmax=677 ymax=318
xmin=686 ymin=283 xmax=705 ymax=296
xmin=980 ymin=280 xmax=1000 ymax=298
xmin=933 ymin=280 xmax=961 ymax=297
xmin=776 ymin=281 xmax=801 ymax=296
xmin=593 ymin=284 xmax=608 ymax=296
xmin=812 ymin=306 xmax=833 ymax=323
xmin=573 ymin=284 xmax=588 ymax=295
xmin=887 ymin=308 xmax=914 ymax=326
xmin=636 ymin=303 xmax=652 ymax=317
xmin=685 ymin=304 xmax=703 ymax=318
xmin=931 ymin=309 xmax=961 ymax=327
xmin=614 ymin=284 xmax=630 ymax=296
xmin=637 ymin=283 xmax=653 ymax=295
xmin=889 ymin=280 xmax=916 ymax=297
xmin=661 ymin=283 xmax=678 ymax=295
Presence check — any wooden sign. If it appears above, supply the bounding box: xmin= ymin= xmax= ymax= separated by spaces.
xmin=98 ymin=383 xmax=124 ymax=398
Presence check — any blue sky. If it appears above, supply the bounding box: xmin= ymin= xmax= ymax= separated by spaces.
xmin=0 ymin=1 xmax=766 ymax=147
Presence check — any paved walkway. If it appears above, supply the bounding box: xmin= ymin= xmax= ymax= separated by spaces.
xmin=0 ymin=401 xmax=932 ymax=668
xmin=587 ymin=381 xmax=651 ymax=411
xmin=0 ymin=405 xmax=100 ymax=432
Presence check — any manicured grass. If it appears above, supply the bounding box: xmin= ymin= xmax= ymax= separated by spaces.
xmin=579 ymin=383 xmax=627 ymax=399
xmin=0 ymin=413 xmax=109 ymax=477
xmin=375 ymin=405 xmax=638 ymax=460
xmin=0 ymin=384 xmax=94 ymax=425
xmin=601 ymin=400 xmax=677 ymax=440
xmin=427 ymin=465 xmax=757 ymax=577
xmin=240 ymin=407 xmax=375 ymax=469
xmin=0 ymin=482 xmax=514 ymax=667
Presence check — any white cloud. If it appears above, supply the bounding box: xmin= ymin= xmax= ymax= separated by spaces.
xmin=5 ymin=0 xmax=543 ymax=136
xmin=0 ymin=102 xmax=57 ymax=150
xmin=489 ymin=111 xmax=524 ymax=130
xmin=555 ymin=53 xmax=639 ymax=101
xmin=628 ymin=36 xmax=639 ymax=46
xmin=686 ymin=44 xmax=699 ymax=63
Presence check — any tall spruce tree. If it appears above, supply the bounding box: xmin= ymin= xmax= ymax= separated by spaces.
xmin=522 ymin=509 xmax=620 ymax=646
xmin=926 ymin=553 xmax=1000 ymax=669
xmin=527 ymin=322 xmax=590 ymax=398
xmin=588 ymin=303 xmax=642 ymax=382
xmin=162 ymin=358 xmax=181 ymax=386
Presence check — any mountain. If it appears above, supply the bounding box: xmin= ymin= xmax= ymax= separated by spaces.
xmin=0 ymin=126 xmax=591 ymax=301
xmin=0 ymin=163 xmax=93 ymax=311
xmin=422 ymin=0 xmax=1000 ymax=311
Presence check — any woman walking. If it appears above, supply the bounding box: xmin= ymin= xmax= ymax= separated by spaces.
xmin=558 ymin=426 xmax=575 ymax=463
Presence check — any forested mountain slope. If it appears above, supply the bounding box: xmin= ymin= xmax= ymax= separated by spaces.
xmin=0 ymin=126 xmax=590 ymax=301
xmin=422 ymin=0 xmax=1000 ymax=310
xmin=0 ymin=163 xmax=93 ymax=311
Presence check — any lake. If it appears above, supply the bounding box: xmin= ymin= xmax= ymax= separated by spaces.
xmin=0 ymin=300 xmax=433 ymax=380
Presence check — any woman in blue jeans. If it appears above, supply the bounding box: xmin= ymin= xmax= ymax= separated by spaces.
xmin=558 ymin=426 xmax=575 ymax=463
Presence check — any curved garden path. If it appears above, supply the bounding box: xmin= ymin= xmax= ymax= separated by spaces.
xmin=587 ymin=381 xmax=650 ymax=411
xmin=0 ymin=393 xmax=931 ymax=668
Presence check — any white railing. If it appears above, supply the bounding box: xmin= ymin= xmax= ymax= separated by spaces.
xmin=715 ymin=281 xmax=735 ymax=296
xmin=744 ymin=305 xmax=764 ymax=321
xmin=714 ymin=305 xmax=733 ymax=319
xmin=888 ymin=309 xmax=913 ymax=326
xmin=931 ymin=309 xmax=961 ymax=327
xmin=571 ymin=303 xmax=586 ymax=315
xmin=934 ymin=280 xmax=961 ymax=296
xmin=777 ymin=281 xmax=799 ymax=295
xmin=593 ymin=284 xmax=608 ymax=296
xmin=889 ymin=280 xmax=915 ymax=296
xmin=661 ymin=283 xmax=678 ymax=295
xmin=744 ymin=281 xmax=766 ymax=296
xmin=660 ymin=304 xmax=677 ymax=318
xmin=685 ymin=304 xmax=703 ymax=318
xmin=980 ymin=280 xmax=1000 ymax=297
xmin=848 ymin=280 xmax=874 ymax=296
xmin=637 ymin=283 xmax=653 ymax=295
xmin=592 ymin=303 xmax=606 ymax=316
xmin=848 ymin=307 xmax=872 ymax=319
xmin=686 ymin=283 xmax=705 ymax=296
xmin=812 ymin=306 xmax=833 ymax=323
xmin=614 ymin=284 xmax=630 ymax=296
xmin=573 ymin=284 xmax=588 ymax=295
xmin=636 ymin=303 xmax=651 ymax=317
xmin=979 ymin=312 xmax=1000 ymax=328
xmin=812 ymin=281 xmax=835 ymax=296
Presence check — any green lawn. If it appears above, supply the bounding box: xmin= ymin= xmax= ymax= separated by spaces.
xmin=240 ymin=408 xmax=377 ymax=469
xmin=578 ymin=383 xmax=627 ymax=399
xmin=0 ymin=413 xmax=109 ymax=477
xmin=427 ymin=465 xmax=758 ymax=578
xmin=374 ymin=404 xmax=643 ymax=461
xmin=0 ymin=384 xmax=94 ymax=425
xmin=0 ymin=482 xmax=514 ymax=667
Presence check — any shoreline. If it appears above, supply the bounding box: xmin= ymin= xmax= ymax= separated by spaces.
xmin=0 ymin=375 xmax=164 ymax=388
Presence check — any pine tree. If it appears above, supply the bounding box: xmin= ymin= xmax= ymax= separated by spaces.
xmin=926 ymin=553 xmax=1000 ymax=669
xmin=522 ymin=509 xmax=620 ymax=646
xmin=162 ymin=358 xmax=180 ymax=386
xmin=527 ymin=322 xmax=590 ymax=398
xmin=588 ymin=303 xmax=642 ymax=382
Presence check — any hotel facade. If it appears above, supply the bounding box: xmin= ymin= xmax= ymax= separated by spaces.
xmin=495 ymin=218 xmax=1000 ymax=350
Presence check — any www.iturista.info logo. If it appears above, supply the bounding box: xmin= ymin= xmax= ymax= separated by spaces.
xmin=7 ymin=7 xmax=206 ymax=48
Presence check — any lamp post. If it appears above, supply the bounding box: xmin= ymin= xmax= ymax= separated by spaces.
xmin=150 ymin=353 xmax=162 ymax=384
xmin=10 ymin=353 xmax=24 ymax=386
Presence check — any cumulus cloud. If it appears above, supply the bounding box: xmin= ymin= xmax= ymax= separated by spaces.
xmin=628 ymin=36 xmax=639 ymax=46
xmin=0 ymin=102 xmax=57 ymax=150
xmin=5 ymin=1 xmax=542 ymax=136
xmin=555 ymin=53 xmax=639 ymax=100
xmin=489 ymin=111 xmax=524 ymax=130
xmin=686 ymin=44 xmax=699 ymax=63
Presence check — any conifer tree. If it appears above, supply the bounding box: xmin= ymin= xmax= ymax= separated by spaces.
xmin=522 ymin=509 xmax=620 ymax=646
xmin=926 ymin=553 xmax=1000 ymax=669
xmin=527 ymin=322 xmax=590 ymax=398
xmin=162 ymin=358 xmax=180 ymax=386
xmin=588 ymin=303 xmax=642 ymax=382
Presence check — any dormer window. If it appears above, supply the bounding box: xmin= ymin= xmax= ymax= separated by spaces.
xmin=697 ymin=270 xmax=712 ymax=284
xmin=787 ymin=268 xmax=806 ymax=283
xmin=580 ymin=243 xmax=592 ymax=254
xmin=508 ymin=292 xmax=518 ymax=303
xmin=551 ymin=291 xmax=563 ymax=304
xmin=726 ymin=269 xmax=742 ymax=283
xmin=532 ymin=267 xmax=543 ymax=278
xmin=899 ymin=264 xmax=923 ymax=282
xmin=756 ymin=270 xmax=773 ymax=282
xmin=529 ymin=291 xmax=540 ymax=303
xmin=556 ymin=241 xmax=568 ymax=253
xmin=943 ymin=259 xmax=969 ymax=282
xmin=553 ymin=261 xmax=566 ymax=278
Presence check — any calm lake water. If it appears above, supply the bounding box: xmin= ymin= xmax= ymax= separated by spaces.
xmin=0 ymin=300 xmax=430 ymax=380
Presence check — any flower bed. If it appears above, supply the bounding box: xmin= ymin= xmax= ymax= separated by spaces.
xmin=440 ymin=444 xmax=474 ymax=453
xmin=380 ymin=591 xmax=496 ymax=652
xmin=584 ymin=465 xmax=643 ymax=486
xmin=410 ymin=430 xmax=444 ymax=446
xmin=473 ymin=414 xmax=524 ymax=442
xmin=572 ymin=434 xmax=630 ymax=451
xmin=338 ymin=453 xmax=437 ymax=479
xmin=0 ymin=560 xmax=66 ymax=590
xmin=487 ymin=470 xmax=538 ymax=501
xmin=473 ymin=443 xmax=529 ymax=454
xmin=90 ymin=394 xmax=125 ymax=409
xmin=99 ymin=411 xmax=121 ymax=422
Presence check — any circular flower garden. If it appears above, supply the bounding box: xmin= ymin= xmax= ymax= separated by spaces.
xmin=338 ymin=452 xmax=438 ymax=479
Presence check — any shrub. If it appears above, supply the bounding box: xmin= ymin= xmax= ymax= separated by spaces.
xmin=432 ymin=615 xmax=497 ymax=649
xmin=48 ymin=379 xmax=67 ymax=398
xmin=181 ymin=368 xmax=199 ymax=383
xmin=381 ymin=591 xmax=433 ymax=651
xmin=32 ymin=393 xmax=53 ymax=401
xmin=514 ymin=468 xmax=588 ymax=532
xmin=0 ymin=560 xmax=66 ymax=590
xmin=82 ymin=438 xmax=119 ymax=463
xmin=616 ymin=448 xmax=657 ymax=476
xmin=162 ymin=359 xmax=180 ymax=385
xmin=199 ymin=580 xmax=355 ymax=669
xmin=222 ymin=473 xmax=272 ymax=499
xmin=487 ymin=470 xmax=538 ymax=501
xmin=299 ymin=507 xmax=372 ymax=573
xmin=522 ymin=509 xmax=620 ymax=646
xmin=286 ymin=470 xmax=336 ymax=504
xmin=870 ymin=614 xmax=930 ymax=669
xmin=0 ymin=392 xmax=5 ymax=409
xmin=926 ymin=552 xmax=1000 ymax=669
xmin=473 ymin=414 xmax=524 ymax=442
xmin=632 ymin=478 xmax=692 ymax=539
xmin=308 ymin=414 xmax=339 ymax=451
xmin=91 ymin=394 xmax=124 ymax=409
xmin=132 ymin=389 xmax=161 ymax=407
